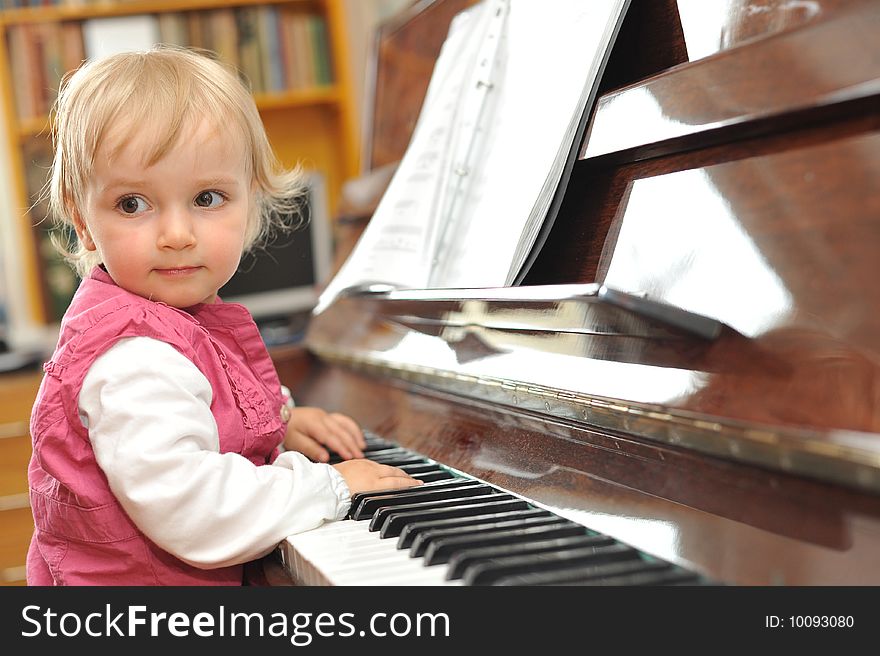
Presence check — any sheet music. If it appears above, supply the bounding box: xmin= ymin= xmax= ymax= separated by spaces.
xmin=318 ymin=0 xmax=629 ymax=312
xmin=318 ymin=5 xmax=486 ymax=298
xmin=428 ymin=0 xmax=509 ymax=286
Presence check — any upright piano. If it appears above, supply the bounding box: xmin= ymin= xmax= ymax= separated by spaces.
xmin=271 ymin=0 xmax=880 ymax=585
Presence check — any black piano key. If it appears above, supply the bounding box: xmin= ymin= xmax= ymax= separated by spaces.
xmin=397 ymin=508 xmax=553 ymax=549
xmin=461 ymin=542 xmax=642 ymax=585
xmin=324 ymin=448 xmax=402 ymax=464
xmin=424 ymin=523 xmax=587 ymax=566
xmin=362 ymin=441 xmax=395 ymax=453
xmin=575 ymin=568 xmax=703 ymax=586
xmin=353 ymin=475 xmax=480 ymax=498
xmin=353 ymin=482 xmax=496 ymax=520
xmin=446 ymin=535 xmax=621 ymax=580
xmin=410 ymin=470 xmax=457 ymax=483
xmin=491 ymin=557 xmax=671 ymax=586
xmin=367 ymin=453 xmax=428 ymax=467
xmin=397 ymin=463 xmax=444 ymax=475
xmin=410 ymin=516 xmax=570 ymax=558
xmin=363 ymin=443 xmax=407 ymax=454
xmin=326 ymin=445 xmax=411 ymax=465
xmin=349 ymin=478 xmax=489 ymax=519
xmin=381 ymin=498 xmax=534 ymax=539
xmin=447 ymin=532 xmax=620 ymax=579
xmin=367 ymin=455 xmax=429 ymax=467
xmin=364 ymin=447 xmax=415 ymax=458
xmin=349 ymin=477 xmax=477 ymax=513
xmin=376 ymin=495 xmax=522 ymax=537
xmin=363 ymin=432 xmax=395 ymax=449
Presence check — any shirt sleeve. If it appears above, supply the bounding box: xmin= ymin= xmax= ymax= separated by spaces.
xmin=79 ymin=336 xmax=351 ymax=569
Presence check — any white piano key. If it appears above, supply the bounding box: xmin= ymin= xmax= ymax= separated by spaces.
xmin=285 ymin=519 xmax=461 ymax=586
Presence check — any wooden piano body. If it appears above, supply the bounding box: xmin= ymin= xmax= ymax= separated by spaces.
xmin=274 ymin=0 xmax=880 ymax=585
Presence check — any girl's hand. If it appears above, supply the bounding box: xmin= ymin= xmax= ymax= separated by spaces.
xmin=283 ymin=407 xmax=367 ymax=462
xmin=332 ymin=459 xmax=423 ymax=496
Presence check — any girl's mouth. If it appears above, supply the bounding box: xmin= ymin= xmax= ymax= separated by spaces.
xmin=154 ymin=266 xmax=201 ymax=276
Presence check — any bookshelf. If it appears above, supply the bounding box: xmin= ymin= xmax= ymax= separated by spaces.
xmin=0 ymin=0 xmax=360 ymax=326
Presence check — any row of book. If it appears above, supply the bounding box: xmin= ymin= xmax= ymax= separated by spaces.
xmin=6 ymin=20 xmax=84 ymax=122
xmin=6 ymin=6 xmax=333 ymax=122
xmin=157 ymin=7 xmax=334 ymax=97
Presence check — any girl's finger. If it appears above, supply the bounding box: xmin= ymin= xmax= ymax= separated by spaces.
xmin=321 ymin=418 xmax=363 ymax=459
xmin=329 ymin=413 xmax=366 ymax=448
xmin=289 ymin=431 xmax=329 ymax=463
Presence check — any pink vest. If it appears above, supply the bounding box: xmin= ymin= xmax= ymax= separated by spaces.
xmin=27 ymin=267 xmax=285 ymax=585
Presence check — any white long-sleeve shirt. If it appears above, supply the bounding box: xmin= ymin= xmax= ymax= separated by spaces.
xmin=78 ymin=336 xmax=351 ymax=569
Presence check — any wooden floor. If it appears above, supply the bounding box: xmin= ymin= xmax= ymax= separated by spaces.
xmin=0 ymin=370 xmax=41 ymax=586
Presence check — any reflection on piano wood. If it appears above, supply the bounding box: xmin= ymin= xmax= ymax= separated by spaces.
xmin=279 ymin=433 xmax=709 ymax=586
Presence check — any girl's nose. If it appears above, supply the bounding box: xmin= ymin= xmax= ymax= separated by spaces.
xmin=156 ymin=208 xmax=196 ymax=250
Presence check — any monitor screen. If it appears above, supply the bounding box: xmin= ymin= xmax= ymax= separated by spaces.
xmin=219 ymin=172 xmax=332 ymax=321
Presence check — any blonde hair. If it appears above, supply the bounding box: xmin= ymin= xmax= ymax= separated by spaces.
xmin=48 ymin=44 xmax=303 ymax=277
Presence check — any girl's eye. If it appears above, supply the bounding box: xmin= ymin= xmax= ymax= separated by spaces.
xmin=117 ymin=196 xmax=148 ymax=215
xmin=194 ymin=191 xmax=225 ymax=208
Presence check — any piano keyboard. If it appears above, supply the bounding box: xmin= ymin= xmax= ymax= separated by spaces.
xmin=278 ymin=432 xmax=711 ymax=586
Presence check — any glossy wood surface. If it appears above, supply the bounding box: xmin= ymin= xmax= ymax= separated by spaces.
xmin=522 ymin=1 xmax=880 ymax=435
xmin=675 ymin=0 xmax=865 ymax=60
xmin=295 ymin=1 xmax=880 ymax=583
xmin=526 ymin=126 xmax=880 ymax=433
xmin=584 ymin=2 xmax=880 ymax=162
xmin=600 ymin=0 xmax=865 ymax=96
xmin=286 ymin=359 xmax=880 ymax=584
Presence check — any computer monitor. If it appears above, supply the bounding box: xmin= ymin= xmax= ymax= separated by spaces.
xmin=219 ymin=172 xmax=332 ymax=324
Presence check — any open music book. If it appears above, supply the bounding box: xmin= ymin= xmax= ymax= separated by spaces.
xmin=317 ymin=0 xmax=631 ymax=311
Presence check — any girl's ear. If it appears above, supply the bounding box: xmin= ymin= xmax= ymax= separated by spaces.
xmin=71 ymin=209 xmax=96 ymax=251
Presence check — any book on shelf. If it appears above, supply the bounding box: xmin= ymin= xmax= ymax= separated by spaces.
xmin=185 ymin=10 xmax=207 ymax=50
xmin=256 ymin=5 xmax=285 ymax=93
xmin=235 ymin=6 xmax=265 ymax=93
xmin=33 ymin=23 xmax=63 ymax=117
xmin=157 ymin=11 xmax=189 ymax=49
xmin=280 ymin=12 xmax=313 ymax=90
xmin=6 ymin=24 xmax=37 ymax=120
xmin=316 ymin=0 xmax=631 ymax=311
xmin=208 ymin=8 xmax=240 ymax=75
xmin=21 ymin=136 xmax=80 ymax=323
xmin=6 ymin=21 xmax=84 ymax=122
xmin=61 ymin=21 xmax=86 ymax=76
xmin=307 ymin=14 xmax=332 ymax=86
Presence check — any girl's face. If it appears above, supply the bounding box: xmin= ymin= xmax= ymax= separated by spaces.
xmin=78 ymin=122 xmax=252 ymax=308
